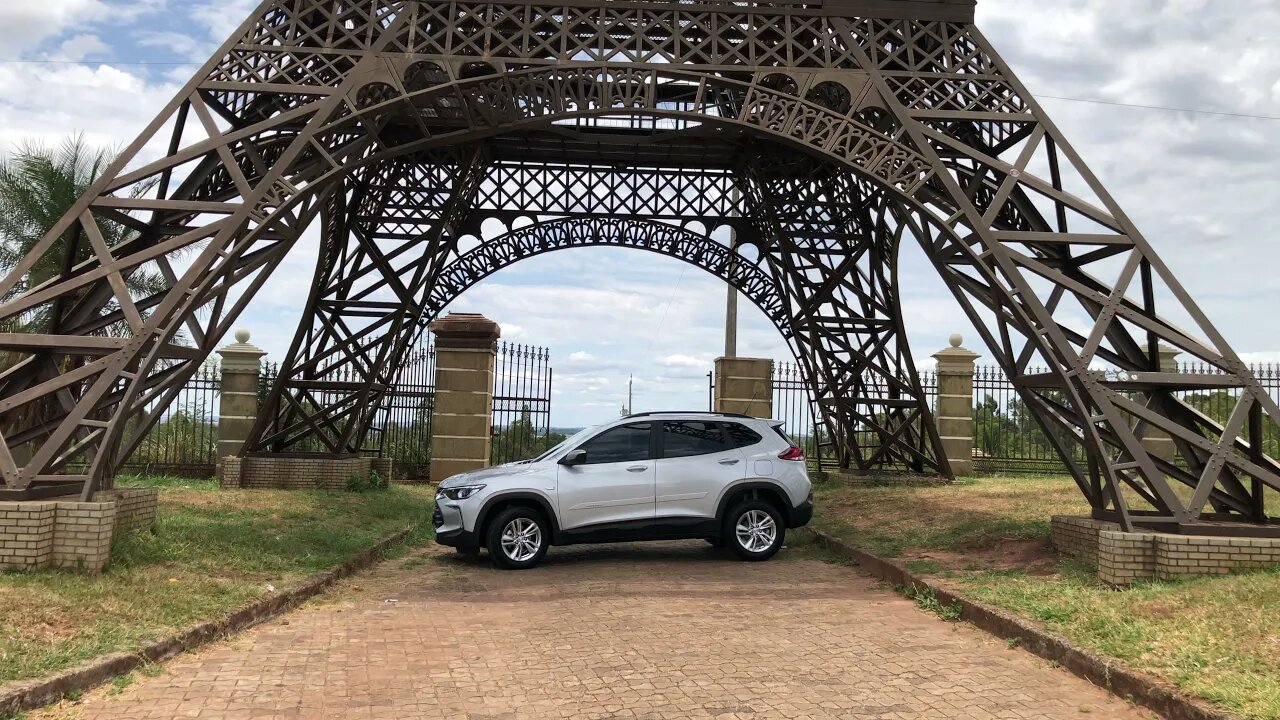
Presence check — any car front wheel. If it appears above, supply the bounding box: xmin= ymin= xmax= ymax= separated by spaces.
xmin=486 ymin=506 xmax=550 ymax=570
xmin=724 ymin=500 xmax=785 ymax=561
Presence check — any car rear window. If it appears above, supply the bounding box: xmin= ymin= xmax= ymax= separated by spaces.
xmin=721 ymin=422 xmax=763 ymax=449
xmin=661 ymin=421 xmax=727 ymax=458
xmin=771 ymin=424 xmax=795 ymax=445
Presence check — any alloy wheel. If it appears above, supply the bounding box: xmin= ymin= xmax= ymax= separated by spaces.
xmin=500 ymin=517 xmax=543 ymax=562
xmin=735 ymin=509 xmax=777 ymax=553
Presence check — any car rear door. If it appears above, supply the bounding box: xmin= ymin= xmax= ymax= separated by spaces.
xmin=655 ymin=420 xmax=745 ymax=519
xmin=556 ymin=422 xmax=656 ymax=530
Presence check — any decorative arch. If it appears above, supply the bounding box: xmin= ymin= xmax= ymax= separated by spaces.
xmin=0 ymin=0 xmax=1274 ymax=535
xmin=250 ymin=207 xmax=946 ymax=477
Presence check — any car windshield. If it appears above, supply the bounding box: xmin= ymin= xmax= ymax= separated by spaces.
xmin=529 ymin=424 xmax=598 ymax=462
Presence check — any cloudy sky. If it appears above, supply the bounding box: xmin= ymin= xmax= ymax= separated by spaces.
xmin=1 ymin=0 xmax=1278 ymax=428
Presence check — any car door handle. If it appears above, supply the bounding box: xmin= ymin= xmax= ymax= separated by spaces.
xmin=718 ymin=459 xmax=740 ymax=465
xmin=626 ymin=465 xmax=649 ymax=473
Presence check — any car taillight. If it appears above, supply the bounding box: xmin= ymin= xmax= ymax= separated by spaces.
xmin=778 ymin=445 xmax=805 ymax=461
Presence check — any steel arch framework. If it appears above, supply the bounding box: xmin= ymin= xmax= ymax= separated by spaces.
xmin=250 ymin=210 xmax=943 ymax=476
xmin=0 ymin=0 xmax=1274 ymax=533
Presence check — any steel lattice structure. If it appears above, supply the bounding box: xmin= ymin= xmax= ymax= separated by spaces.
xmin=1 ymin=0 xmax=1277 ymax=533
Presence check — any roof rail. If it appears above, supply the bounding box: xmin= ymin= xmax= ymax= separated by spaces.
xmin=623 ymin=410 xmax=755 ymax=420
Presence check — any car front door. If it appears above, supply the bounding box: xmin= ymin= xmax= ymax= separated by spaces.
xmin=655 ymin=420 xmax=745 ymax=519
xmin=556 ymin=422 xmax=656 ymax=530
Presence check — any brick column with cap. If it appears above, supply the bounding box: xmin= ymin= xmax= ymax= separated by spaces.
xmin=1142 ymin=345 xmax=1181 ymax=462
xmin=216 ymin=329 xmax=266 ymax=479
xmin=933 ymin=334 xmax=981 ymax=477
xmin=713 ymin=357 xmax=773 ymax=418
xmin=429 ymin=313 xmax=500 ymax=483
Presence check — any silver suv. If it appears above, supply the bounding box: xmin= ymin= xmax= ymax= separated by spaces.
xmin=434 ymin=412 xmax=814 ymax=569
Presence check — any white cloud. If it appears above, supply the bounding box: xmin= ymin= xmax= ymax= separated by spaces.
xmin=56 ymin=33 xmax=110 ymax=61
xmin=188 ymin=0 xmax=261 ymax=46
xmin=0 ymin=1 xmax=110 ymax=54
xmin=0 ymin=62 xmax=182 ymax=151
xmin=660 ymin=353 xmax=716 ymax=369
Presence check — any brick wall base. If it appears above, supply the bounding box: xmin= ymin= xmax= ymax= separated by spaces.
xmin=0 ymin=488 xmax=158 ymax=573
xmin=221 ymin=455 xmax=391 ymax=490
xmin=1051 ymin=515 xmax=1280 ymax=586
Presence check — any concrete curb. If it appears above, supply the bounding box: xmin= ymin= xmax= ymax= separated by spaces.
xmin=0 ymin=526 xmax=416 ymax=717
xmin=801 ymin=528 xmax=1240 ymax=720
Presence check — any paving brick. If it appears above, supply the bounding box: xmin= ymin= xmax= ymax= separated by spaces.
xmin=60 ymin=542 xmax=1153 ymax=720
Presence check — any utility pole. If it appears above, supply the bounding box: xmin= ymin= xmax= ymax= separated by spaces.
xmin=621 ymin=374 xmax=634 ymax=416
xmin=724 ymin=186 xmax=741 ymax=357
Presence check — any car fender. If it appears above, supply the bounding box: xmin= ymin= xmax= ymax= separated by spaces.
xmin=473 ymin=490 xmax=561 ymax=539
xmin=713 ymin=479 xmax=796 ymax=524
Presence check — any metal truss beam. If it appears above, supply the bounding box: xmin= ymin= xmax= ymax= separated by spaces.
xmin=0 ymin=0 xmax=1271 ymax=534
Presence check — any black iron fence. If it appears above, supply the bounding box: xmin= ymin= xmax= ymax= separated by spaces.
xmin=121 ymin=363 xmax=221 ymax=477
xmin=969 ymin=362 xmax=1280 ymax=474
xmin=717 ymin=360 xmax=1280 ymax=477
xmin=970 ymin=365 xmax=1083 ymax=474
xmin=120 ymin=338 xmax=554 ymax=479
xmin=371 ymin=344 xmax=437 ymax=481
xmin=770 ymin=362 xmax=829 ymax=471
xmin=490 ymin=342 xmax=558 ymax=465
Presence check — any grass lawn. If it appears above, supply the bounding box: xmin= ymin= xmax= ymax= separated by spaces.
xmin=0 ymin=476 xmax=435 ymax=689
xmin=811 ymin=475 xmax=1280 ymax=720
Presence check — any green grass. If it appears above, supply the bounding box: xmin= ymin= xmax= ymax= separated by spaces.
xmin=812 ymin=475 xmax=1280 ymax=720
xmin=810 ymin=474 xmax=1084 ymax=557
xmin=0 ymin=476 xmax=435 ymax=688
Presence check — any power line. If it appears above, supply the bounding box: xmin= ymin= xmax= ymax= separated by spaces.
xmin=0 ymin=59 xmax=201 ymax=66
xmin=1037 ymin=94 xmax=1280 ymax=122
xmin=3 ymin=57 xmax=1279 ymax=121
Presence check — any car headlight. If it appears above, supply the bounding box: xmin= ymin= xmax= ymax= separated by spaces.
xmin=437 ymin=484 xmax=485 ymax=501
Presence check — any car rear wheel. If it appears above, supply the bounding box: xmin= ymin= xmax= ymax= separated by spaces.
xmin=724 ymin=500 xmax=785 ymax=561
xmin=486 ymin=506 xmax=550 ymax=570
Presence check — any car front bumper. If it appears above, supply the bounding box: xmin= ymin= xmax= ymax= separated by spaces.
xmin=433 ymin=501 xmax=481 ymax=552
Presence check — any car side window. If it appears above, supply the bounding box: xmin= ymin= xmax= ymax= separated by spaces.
xmin=662 ymin=421 xmax=727 ymax=458
xmin=578 ymin=423 xmax=652 ymax=465
xmin=722 ymin=422 xmax=763 ymax=449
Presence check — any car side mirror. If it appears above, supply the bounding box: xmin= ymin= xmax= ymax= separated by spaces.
xmin=560 ymin=448 xmax=587 ymax=466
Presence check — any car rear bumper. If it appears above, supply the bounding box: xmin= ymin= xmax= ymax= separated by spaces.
xmin=788 ymin=495 xmax=813 ymax=528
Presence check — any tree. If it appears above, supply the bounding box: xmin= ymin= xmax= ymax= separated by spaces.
xmin=0 ymin=135 xmax=165 ymax=338
xmin=0 ymin=136 xmax=170 ymax=462
xmin=973 ymin=394 xmax=1016 ymax=458
xmin=491 ymin=404 xmax=565 ymax=464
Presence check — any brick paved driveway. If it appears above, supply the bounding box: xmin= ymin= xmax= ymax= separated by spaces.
xmin=53 ymin=541 xmax=1151 ymax=720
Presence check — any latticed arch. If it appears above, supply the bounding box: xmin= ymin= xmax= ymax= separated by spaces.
xmin=0 ymin=0 xmax=1274 ymax=535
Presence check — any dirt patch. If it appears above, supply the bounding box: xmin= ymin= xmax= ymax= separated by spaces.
xmin=156 ymin=490 xmax=294 ymax=513
xmin=905 ymin=539 xmax=1060 ymax=576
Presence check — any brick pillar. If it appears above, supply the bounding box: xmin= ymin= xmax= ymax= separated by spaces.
xmin=429 ymin=313 xmax=500 ymax=483
xmin=216 ymin=329 xmax=266 ymax=479
xmin=714 ymin=357 xmax=773 ymax=418
xmin=932 ymin=334 xmax=981 ymax=477
xmin=1142 ymin=345 xmax=1181 ymax=462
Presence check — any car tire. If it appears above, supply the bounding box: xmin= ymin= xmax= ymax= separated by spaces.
xmin=486 ymin=506 xmax=550 ymax=570
xmin=724 ymin=500 xmax=785 ymax=562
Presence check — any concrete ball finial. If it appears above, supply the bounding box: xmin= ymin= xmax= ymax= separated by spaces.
xmin=235 ymin=329 xmax=251 ymax=344
xmin=949 ymin=333 xmax=963 ymax=348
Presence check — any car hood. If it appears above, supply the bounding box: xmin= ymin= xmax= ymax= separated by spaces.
xmin=438 ymin=463 xmax=545 ymax=487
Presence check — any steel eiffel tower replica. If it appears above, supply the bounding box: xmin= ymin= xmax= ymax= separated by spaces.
xmin=0 ymin=0 xmax=1276 ymax=533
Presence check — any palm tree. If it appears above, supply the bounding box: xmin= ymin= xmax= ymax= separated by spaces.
xmin=0 ymin=136 xmax=170 ymax=470
xmin=0 ymin=135 xmax=165 ymax=336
